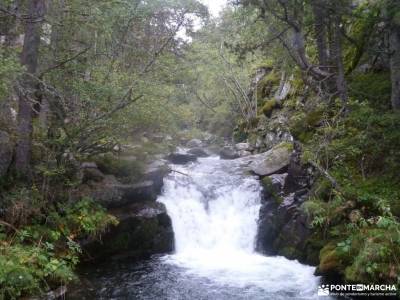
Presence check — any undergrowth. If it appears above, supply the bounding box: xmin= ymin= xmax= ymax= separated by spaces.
xmin=0 ymin=196 xmax=117 ymax=299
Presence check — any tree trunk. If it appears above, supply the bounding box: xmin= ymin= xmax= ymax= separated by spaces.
xmin=332 ymin=12 xmax=348 ymax=103
xmin=3 ymin=0 xmax=21 ymax=47
xmin=389 ymin=24 xmax=400 ymax=110
xmin=312 ymin=0 xmax=328 ymax=67
xmin=15 ymin=0 xmax=46 ymax=175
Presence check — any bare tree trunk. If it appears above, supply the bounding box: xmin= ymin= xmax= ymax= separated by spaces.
xmin=389 ymin=24 xmax=400 ymax=110
xmin=15 ymin=0 xmax=46 ymax=175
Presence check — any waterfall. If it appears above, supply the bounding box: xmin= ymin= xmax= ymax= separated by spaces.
xmin=158 ymin=156 xmax=325 ymax=299
xmin=158 ymin=156 xmax=261 ymax=255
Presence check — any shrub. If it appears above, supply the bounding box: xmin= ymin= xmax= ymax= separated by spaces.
xmin=0 ymin=198 xmax=117 ymax=299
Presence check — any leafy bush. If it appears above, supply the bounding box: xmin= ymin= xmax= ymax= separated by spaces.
xmin=0 ymin=198 xmax=117 ymax=299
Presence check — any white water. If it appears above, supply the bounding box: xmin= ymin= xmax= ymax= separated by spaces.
xmin=158 ymin=155 xmax=325 ymax=299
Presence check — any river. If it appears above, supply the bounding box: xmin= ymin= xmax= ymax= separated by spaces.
xmin=70 ymin=156 xmax=327 ymax=299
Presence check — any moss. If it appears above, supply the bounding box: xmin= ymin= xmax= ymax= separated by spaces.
xmin=262 ymin=99 xmax=277 ymax=117
xmin=256 ymin=70 xmax=280 ymax=102
xmin=261 ymin=176 xmax=273 ymax=188
xmin=275 ymin=141 xmax=294 ymax=152
xmin=318 ymin=243 xmax=343 ymax=274
xmin=279 ymin=246 xmax=301 ymax=259
xmin=261 ymin=176 xmax=282 ymax=204
xmin=305 ymin=109 xmax=324 ymax=127
xmin=289 ymin=109 xmax=324 ymax=143
xmin=247 ymin=133 xmax=258 ymax=147
xmin=249 ymin=116 xmax=260 ymax=128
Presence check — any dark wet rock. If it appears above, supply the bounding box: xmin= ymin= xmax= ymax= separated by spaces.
xmin=256 ymin=200 xmax=282 ymax=253
xmin=120 ymin=180 xmax=158 ymax=204
xmin=257 ymin=192 xmax=316 ymax=264
xmin=167 ymin=152 xmax=197 ymax=164
xmin=78 ymin=157 xmax=174 ymax=261
xmin=187 ymin=147 xmax=209 ymax=158
xmin=82 ymin=202 xmax=174 ymax=261
xmin=256 ymin=144 xmax=320 ymax=265
xmin=0 ymin=131 xmax=13 ymax=177
xmin=143 ymin=160 xmax=170 ymax=194
xmin=272 ymin=210 xmax=312 ymax=260
xmin=284 ymin=142 xmax=312 ymax=193
xmin=256 ymin=194 xmax=294 ymax=254
xmin=261 ymin=173 xmax=288 ymax=200
xmin=219 ymin=147 xmax=239 ymax=160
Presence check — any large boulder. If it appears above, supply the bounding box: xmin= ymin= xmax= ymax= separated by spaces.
xmin=187 ymin=147 xmax=209 ymax=158
xmin=219 ymin=147 xmax=239 ymax=160
xmin=186 ymin=138 xmax=202 ymax=148
xmin=82 ymin=202 xmax=174 ymax=260
xmin=167 ymin=152 xmax=197 ymax=164
xmin=0 ymin=131 xmax=13 ymax=177
xmin=78 ymin=176 xmax=159 ymax=209
xmin=249 ymin=143 xmax=292 ymax=176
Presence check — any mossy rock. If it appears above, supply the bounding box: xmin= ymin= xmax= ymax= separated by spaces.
xmin=262 ymin=99 xmax=278 ymax=117
xmin=275 ymin=141 xmax=294 ymax=152
xmin=318 ymin=243 xmax=343 ymax=274
xmin=261 ymin=176 xmax=283 ymax=204
xmin=247 ymin=133 xmax=259 ymax=147
xmin=289 ymin=109 xmax=324 ymax=143
xmin=256 ymin=70 xmax=280 ymax=101
xmin=279 ymin=246 xmax=302 ymax=259
xmin=305 ymin=109 xmax=324 ymax=127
